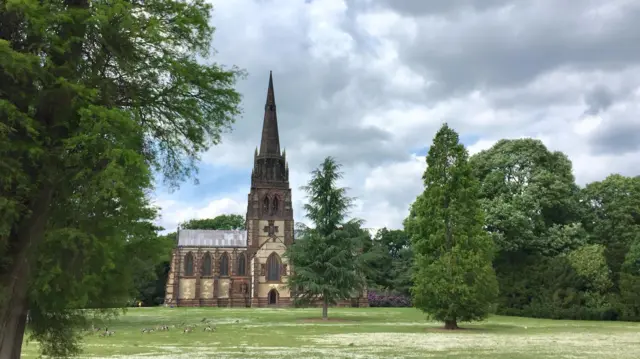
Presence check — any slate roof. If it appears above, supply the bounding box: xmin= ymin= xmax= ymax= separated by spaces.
xmin=177 ymin=229 xmax=248 ymax=248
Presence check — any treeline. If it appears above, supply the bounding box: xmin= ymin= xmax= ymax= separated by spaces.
xmin=140 ymin=134 xmax=640 ymax=323
xmin=364 ymin=133 xmax=640 ymax=322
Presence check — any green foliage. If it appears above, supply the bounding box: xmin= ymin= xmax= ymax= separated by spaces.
xmin=130 ymin=231 xmax=175 ymax=307
xmin=468 ymin=138 xmax=607 ymax=321
xmin=300 ymin=157 xmax=353 ymax=237
xmin=567 ymin=244 xmax=612 ymax=293
xmin=544 ymin=223 xmax=589 ymax=256
xmin=468 ymin=138 xmax=640 ymax=322
xmin=498 ymin=255 xmax=619 ymax=321
xmin=405 ymin=124 xmax=498 ymax=327
xmin=581 ymin=175 xmax=640 ymax=283
xmin=285 ymin=157 xmax=366 ymax=318
xmin=180 ymin=214 xmax=246 ymax=230
xmin=619 ymin=241 xmax=640 ymax=320
xmin=287 ymin=221 xmax=367 ymax=306
xmin=470 ymin=138 xmax=581 ymax=255
xmin=364 ymin=228 xmax=413 ymax=297
xmin=0 ymin=0 xmax=242 ymax=355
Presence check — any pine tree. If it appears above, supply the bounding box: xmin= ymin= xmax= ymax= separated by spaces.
xmin=404 ymin=124 xmax=498 ymax=329
xmin=285 ymin=157 xmax=366 ymax=320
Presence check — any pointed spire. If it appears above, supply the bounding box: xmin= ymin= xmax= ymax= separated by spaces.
xmin=259 ymin=71 xmax=281 ymax=156
xmin=266 ymin=71 xmax=275 ymax=107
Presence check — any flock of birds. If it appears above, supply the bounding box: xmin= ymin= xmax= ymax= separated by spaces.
xmin=85 ymin=317 xmax=241 ymax=337
xmin=85 ymin=326 xmax=116 ymax=337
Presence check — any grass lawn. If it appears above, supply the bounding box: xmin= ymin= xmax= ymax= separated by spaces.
xmin=21 ymin=307 xmax=640 ymax=359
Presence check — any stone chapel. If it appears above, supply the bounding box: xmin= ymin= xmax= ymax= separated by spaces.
xmin=163 ymin=72 xmax=368 ymax=308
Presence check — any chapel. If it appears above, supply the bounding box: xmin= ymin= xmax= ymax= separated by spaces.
xmin=163 ymin=72 xmax=368 ymax=307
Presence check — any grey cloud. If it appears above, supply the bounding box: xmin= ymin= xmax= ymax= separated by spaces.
xmin=589 ymin=118 xmax=640 ymax=155
xmin=584 ymin=86 xmax=614 ymax=116
xmin=488 ymin=89 xmax=580 ymax=110
xmin=206 ymin=13 xmax=417 ymax=174
xmin=311 ymin=125 xmax=391 ymax=143
xmin=386 ymin=1 xmax=640 ymax=101
xmin=364 ymin=0 xmax=512 ymax=16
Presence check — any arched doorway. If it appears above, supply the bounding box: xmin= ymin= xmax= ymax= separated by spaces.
xmin=268 ymin=289 xmax=278 ymax=305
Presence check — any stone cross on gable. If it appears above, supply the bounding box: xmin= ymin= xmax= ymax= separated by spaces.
xmin=263 ymin=220 xmax=278 ymax=237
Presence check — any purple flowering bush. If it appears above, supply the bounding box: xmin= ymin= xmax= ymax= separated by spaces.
xmin=367 ymin=289 xmax=412 ymax=307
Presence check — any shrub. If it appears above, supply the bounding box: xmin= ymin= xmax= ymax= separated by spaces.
xmin=367 ymin=289 xmax=412 ymax=307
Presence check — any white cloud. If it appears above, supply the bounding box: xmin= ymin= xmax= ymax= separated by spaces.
xmin=154 ymin=194 xmax=246 ymax=232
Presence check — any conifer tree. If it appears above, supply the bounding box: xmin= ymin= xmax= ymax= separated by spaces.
xmin=285 ymin=157 xmax=366 ymax=320
xmin=405 ymin=124 xmax=498 ymax=329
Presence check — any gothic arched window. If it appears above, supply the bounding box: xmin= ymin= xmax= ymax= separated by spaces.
xmin=262 ymin=195 xmax=270 ymax=214
xmin=201 ymin=252 xmax=212 ymax=276
xmin=271 ymin=196 xmax=279 ymax=215
xmin=220 ymin=252 xmax=229 ymax=276
xmin=237 ymin=253 xmax=246 ymax=276
xmin=184 ymin=252 xmax=194 ymax=276
xmin=266 ymin=253 xmax=281 ymax=282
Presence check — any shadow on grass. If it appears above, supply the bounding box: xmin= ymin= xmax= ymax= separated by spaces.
xmin=298 ymin=317 xmax=364 ymax=323
xmin=422 ymin=323 xmax=521 ymax=333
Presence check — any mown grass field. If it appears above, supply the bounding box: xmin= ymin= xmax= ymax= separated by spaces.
xmin=21 ymin=307 xmax=640 ymax=358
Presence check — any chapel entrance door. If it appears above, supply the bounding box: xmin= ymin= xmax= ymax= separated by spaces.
xmin=268 ymin=289 xmax=278 ymax=305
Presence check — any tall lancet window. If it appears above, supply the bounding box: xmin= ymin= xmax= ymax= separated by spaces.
xmin=237 ymin=253 xmax=246 ymax=276
xmin=219 ymin=252 xmax=229 ymax=276
xmin=266 ymin=253 xmax=281 ymax=282
xmin=201 ymin=253 xmax=212 ymax=276
xmin=263 ymin=196 xmax=270 ymax=214
xmin=271 ymin=197 xmax=279 ymax=215
xmin=184 ymin=252 xmax=194 ymax=276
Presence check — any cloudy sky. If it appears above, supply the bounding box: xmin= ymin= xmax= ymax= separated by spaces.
xmin=153 ymin=0 xmax=640 ymax=231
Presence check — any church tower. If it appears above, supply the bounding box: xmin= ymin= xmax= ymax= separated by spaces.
xmin=246 ymin=72 xmax=294 ymax=306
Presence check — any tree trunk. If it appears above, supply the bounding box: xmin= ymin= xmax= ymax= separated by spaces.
xmin=444 ymin=319 xmax=459 ymax=330
xmin=322 ymin=298 xmax=328 ymax=320
xmin=0 ymin=297 xmax=28 ymax=359
xmin=0 ymin=251 xmax=34 ymax=359
xmin=0 ymin=186 xmax=53 ymax=358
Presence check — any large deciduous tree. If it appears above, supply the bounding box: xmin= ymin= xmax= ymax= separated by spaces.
xmin=285 ymin=157 xmax=366 ymax=320
xmin=405 ymin=124 xmax=498 ymax=330
xmin=0 ymin=0 xmax=242 ymax=356
xmin=469 ymin=139 xmax=586 ymax=316
xmin=470 ymin=138 xmax=583 ymax=256
xmin=582 ymin=174 xmax=640 ymax=319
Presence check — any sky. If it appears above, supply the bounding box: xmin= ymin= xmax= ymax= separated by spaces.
xmin=153 ymin=0 xmax=640 ymax=232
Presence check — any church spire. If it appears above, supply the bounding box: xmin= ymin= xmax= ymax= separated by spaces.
xmin=259 ymin=71 xmax=281 ymax=156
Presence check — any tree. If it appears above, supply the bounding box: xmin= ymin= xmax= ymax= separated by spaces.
xmin=180 ymin=214 xmax=246 ymax=230
xmin=364 ymin=228 xmax=413 ymax=296
xmin=582 ymin=174 xmax=640 ymax=319
xmin=0 ymin=0 xmax=242 ymax=356
xmin=405 ymin=124 xmax=498 ymax=330
xmin=284 ymin=157 xmax=365 ymax=320
xmin=469 ymin=138 xmax=582 ymax=256
xmin=581 ymin=175 xmax=640 ymax=286
xmin=620 ymin=240 xmax=640 ymax=320
xmin=469 ymin=139 xmax=585 ymax=317
xmin=130 ymin=231 xmax=176 ymax=307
